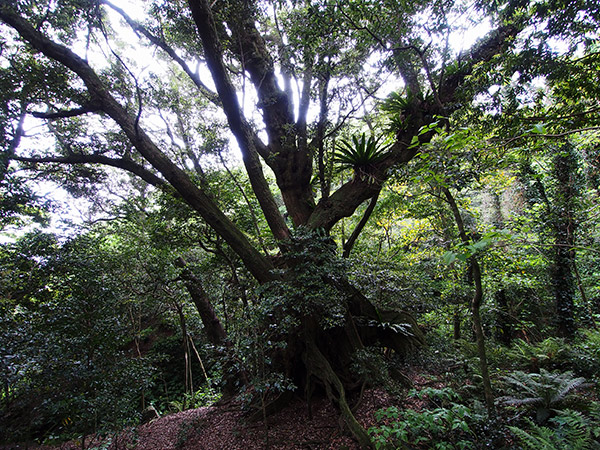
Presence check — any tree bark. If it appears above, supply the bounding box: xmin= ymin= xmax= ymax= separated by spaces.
xmin=343 ymin=190 xmax=381 ymax=258
xmin=174 ymin=257 xmax=228 ymax=346
xmin=442 ymin=187 xmax=495 ymax=416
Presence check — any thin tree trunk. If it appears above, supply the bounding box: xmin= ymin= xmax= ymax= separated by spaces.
xmin=552 ymin=146 xmax=578 ymax=338
xmin=343 ymin=190 xmax=380 ymax=258
xmin=174 ymin=301 xmax=193 ymax=395
xmin=494 ymin=289 xmax=513 ymax=345
xmin=453 ymin=307 xmax=461 ymax=340
xmin=572 ymin=260 xmax=597 ymax=329
xmin=470 ymin=260 xmax=495 ymax=416
xmin=442 ymin=187 xmax=495 ymax=416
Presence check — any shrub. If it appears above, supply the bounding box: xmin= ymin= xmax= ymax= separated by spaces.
xmin=368 ymin=388 xmax=484 ymax=449
xmin=497 ymin=369 xmax=589 ymax=423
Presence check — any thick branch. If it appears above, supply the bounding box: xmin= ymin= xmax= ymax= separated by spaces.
xmin=342 ymin=190 xmax=380 ymax=258
xmin=0 ymin=5 xmax=275 ymax=283
xmin=219 ymin=0 xmax=315 ymax=225
xmin=187 ymin=0 xmax=291 ymax=241
xmin=1 ymin=109 xmax=26 ymax=180
xmin=174 ymin=257 xmax=227 ymax=346
xmin=315 ymin=69 xmax=331 ymax=200
xmin=12 ymin=154 xmax=168 ymax=189
xmin=296 ymin=52 xmax=314 ymax=152
xmin=308 ymin=176 xmax=382 ymax=231
xmin=30 ymin=103 xmax=100 ymax=119
xmin=224 ymin=1 xmax=295 ymax=155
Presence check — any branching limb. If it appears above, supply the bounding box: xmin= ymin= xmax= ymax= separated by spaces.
xmin=272 ymin=4 xmax=295 ymax=115
xmin=439 ymin=23 xmax=521 ymax=103
xmin=314 ymin=69 xmax=331 ymax=200
xmin=343 ymin=190 xmax=380 ymax=258
xmin=12 ymin=154 xmax=169 ymax=189
xmin=308 ymin=20 xmax=523 ymax=232
xmin=102 ymin=0 xmax=220 ymax=105
xmin=2 ymin=108 xmax=26 ymax=178
xmin=0 ymin=5 xmax=275 ymax=283
xmin=30 ymin=103 xmax=100 ymax=119
xmin=187 ymin=0 xmax=291 ymax=242
xmin=296 ymin=51 xmax=314 ymax=153
xmin=219 ymin=1 xmax=295 ymax=155
xmin=501 ymin=126 xmax=600 ymax=146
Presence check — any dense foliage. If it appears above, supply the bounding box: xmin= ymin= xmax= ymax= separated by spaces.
xmin=0 ymin=0 xmax=599 ymax=448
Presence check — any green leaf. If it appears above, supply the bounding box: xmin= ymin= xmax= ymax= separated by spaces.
xmin=443 ymin=251 xmax=457 ymax=265
xmin=530 ymin=123 xmax=546 ymax=134
xmin=456 ymin=253 xmax=469 ymax=262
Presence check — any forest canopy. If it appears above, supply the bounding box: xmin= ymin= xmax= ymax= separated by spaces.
xmin=1 ymin=0 xmax=599 ymax=448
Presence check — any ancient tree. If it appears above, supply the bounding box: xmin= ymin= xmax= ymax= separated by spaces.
xmin=1 ymin=0 xmax=539 ymax=446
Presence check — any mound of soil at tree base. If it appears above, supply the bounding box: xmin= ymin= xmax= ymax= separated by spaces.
xmin=2 ymin=389 xmax=394 ymax=450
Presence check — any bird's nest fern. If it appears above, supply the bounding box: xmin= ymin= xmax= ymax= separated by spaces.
xmin=334 ymin=133 xmax=391 ymax=182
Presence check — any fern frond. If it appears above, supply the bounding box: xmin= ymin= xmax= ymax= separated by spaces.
xmin=509 ymin=421 xmax=557 ymax=450
xmin=553 ymin=374 xmax=586 ymax=404
xmin=498 ymin=369 xmax=590 ymax=421
xmin=333 ymin=133 xmax=392 ymax=181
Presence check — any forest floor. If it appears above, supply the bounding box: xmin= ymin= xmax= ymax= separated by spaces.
xmin=1 ymin=386 xmax=412 ymax=450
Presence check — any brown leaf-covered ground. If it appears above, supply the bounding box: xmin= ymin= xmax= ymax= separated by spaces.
xmin=2 ymin=389 xmax=396 ymax=450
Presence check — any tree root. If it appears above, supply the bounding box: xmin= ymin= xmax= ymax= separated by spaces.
xmin=303 ymin=336 xmax=373 ymax=449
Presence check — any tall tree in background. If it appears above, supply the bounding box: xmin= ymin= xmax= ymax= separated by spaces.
xmin=1 ymin=0 xmax=598 ymax=445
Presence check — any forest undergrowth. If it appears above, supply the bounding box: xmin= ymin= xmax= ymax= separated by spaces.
xmin=3 ymin=329 xmax=599 ymax=450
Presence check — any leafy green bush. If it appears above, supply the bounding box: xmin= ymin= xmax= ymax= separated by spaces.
xmin=0 ymin=233 xmax=157 ymax=443
xmin=368 ymin=388 xmax=484 ymax=449
xmin=168 ymin=380 xmax=221 ymax=413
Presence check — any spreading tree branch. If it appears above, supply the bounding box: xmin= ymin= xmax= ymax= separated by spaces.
xmin=0 ymin=4 xmax=275 ymax=283
xmin=308 ymin=20 xmax=523 ymax=231
xmin=102 ymin=0 xmax=220 ymax=105
xmin=12 ymin=153 xmax=169 ymax=189
xmin=2 ymin=109 xmax=26 ymax=180
xmin=187 ymin=0 xmax=291 ymax=241
xmin=30 ymin=103 xmax=100 ymax=119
